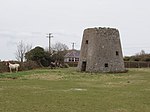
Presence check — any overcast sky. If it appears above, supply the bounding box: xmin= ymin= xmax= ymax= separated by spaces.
xmin=0 ymin=0 xmax=150 ymax=60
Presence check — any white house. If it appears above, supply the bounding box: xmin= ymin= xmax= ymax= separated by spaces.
xmin=64 ymin=50 xmax=80 ymax=63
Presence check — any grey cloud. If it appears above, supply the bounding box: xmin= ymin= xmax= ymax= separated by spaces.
xmin=0 ymin=30 xmax=16 ymax=38
xmin=0 ymin=0 xmax=150 ymax=60
xmin=53 ymin=31 xmax=80 ymax=39
xmin=0 ymin=30 xmax=43 ymax=39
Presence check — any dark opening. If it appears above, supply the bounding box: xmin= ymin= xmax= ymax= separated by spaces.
xmin=81 ymin=61 xmax=87 ymax=71
xmin=116 ymin=51 xmax=119 ymax=56
xmin=105 ymin=63 xmax=108 ymax=67
xmin=86 ymin=40 xmax=88 ymax=44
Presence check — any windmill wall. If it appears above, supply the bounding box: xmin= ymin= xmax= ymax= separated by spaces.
xmin=78 ymin=27 xmax=125 ymax=72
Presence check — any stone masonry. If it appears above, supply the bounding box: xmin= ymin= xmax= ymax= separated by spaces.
xmin=78 ymin=27 xmax=125 ymax=72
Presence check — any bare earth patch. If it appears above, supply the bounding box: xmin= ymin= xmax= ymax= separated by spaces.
xmin=68 ymin=88 xmax=87 ymax=91
xmin=0 ymin=88 xmax=4 ymax=91
xmin=23 ymin=73 xmax=63 ymax=80
xmin=110 ymin=108 xmax=128 ymax=112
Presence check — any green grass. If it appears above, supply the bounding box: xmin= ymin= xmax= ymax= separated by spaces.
xmin=0 ymin=68 xmax=150 ymax=112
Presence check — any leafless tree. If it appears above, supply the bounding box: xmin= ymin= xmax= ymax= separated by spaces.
xmin=135 ymin=50 xmax=146 ymax=56
xmin=15 ymin=41 xmax=32 ymax=63
xmin=51 ymin=42 xmax=69 ymax=63
xmin=52 ymin=42 xmax=69 ymax=52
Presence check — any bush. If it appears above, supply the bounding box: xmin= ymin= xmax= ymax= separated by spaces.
xmin=21 ymin=61 xmax=40 ymax=71
xmin=63 ymin=63 xmax=70 ymax=68
xmin=0 ymin=61 xmax=9 ymax=73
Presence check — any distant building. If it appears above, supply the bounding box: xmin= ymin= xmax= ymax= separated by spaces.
xmin=64 ymin=49 xmax=80 ymax=63
xmin=78 ymin=27 xmax=125 ymax=72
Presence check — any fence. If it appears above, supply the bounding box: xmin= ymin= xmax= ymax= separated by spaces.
xmin=124 ymin=61 xmax=150 ymax=68
xmin=65 ymin=61 xmax=150 ymax=68
xmin=65 ymin=62 xmax=78 ymax=67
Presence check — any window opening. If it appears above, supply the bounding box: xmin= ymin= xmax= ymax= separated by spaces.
xmin=105 ymin=63 xmax=108 ymax=67
xmin=116 ymin=51 xmax=119 ymax=56
xmin=86 ymin=40 xmax=88 ymax=44
xmin=75 ymin=58 xmax=79 ymax=62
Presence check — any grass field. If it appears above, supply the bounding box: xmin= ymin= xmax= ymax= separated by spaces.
xmin=0 ymin=68 xmax=150 ymax=112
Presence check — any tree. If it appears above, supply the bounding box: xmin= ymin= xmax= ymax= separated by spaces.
xmin=52 ymin=42 xmax=69 ymax=52
xmin=15 ymin=41 xmax=32 ymax=63
xmin=140 ymin=50 xmax=146 ymax=55
xmin=25 ymin=46 xmax=45 ymax=61
xmin=135 ymin=50 xmax=146 ymax=56
xmin=123 ymin=56 xmax=131 ymax=61
xmin=25 ymin=46 xmax=51 ymax=67
xmin=124 ymin=50 xmax=150 ymax=62
xmin=51 ymin=42 xmax=69 ymax=63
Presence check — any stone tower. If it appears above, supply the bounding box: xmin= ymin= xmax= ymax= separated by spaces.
xmin=78 ymin=27 xmax=125 ymax=72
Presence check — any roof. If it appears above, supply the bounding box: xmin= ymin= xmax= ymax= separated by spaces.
xmin=64 ymin=50 xmax=80 ymax=58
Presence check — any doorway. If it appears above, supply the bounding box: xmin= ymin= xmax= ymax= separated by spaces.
xmin=81 ymin=61 xmax=87 ymax=71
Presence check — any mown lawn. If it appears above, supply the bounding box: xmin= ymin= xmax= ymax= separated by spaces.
xmin=0 ymin=68 xmax=150 ymax=112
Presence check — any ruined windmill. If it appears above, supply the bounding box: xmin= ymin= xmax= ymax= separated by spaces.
xmin=78 ymin=27 xmax=125 ymax=73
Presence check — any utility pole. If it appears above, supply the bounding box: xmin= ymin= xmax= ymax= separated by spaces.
xmin=47 ymin=33 xmax=53 ymax=53
xmin=71 ymin=42 xmax=75 ymax=50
